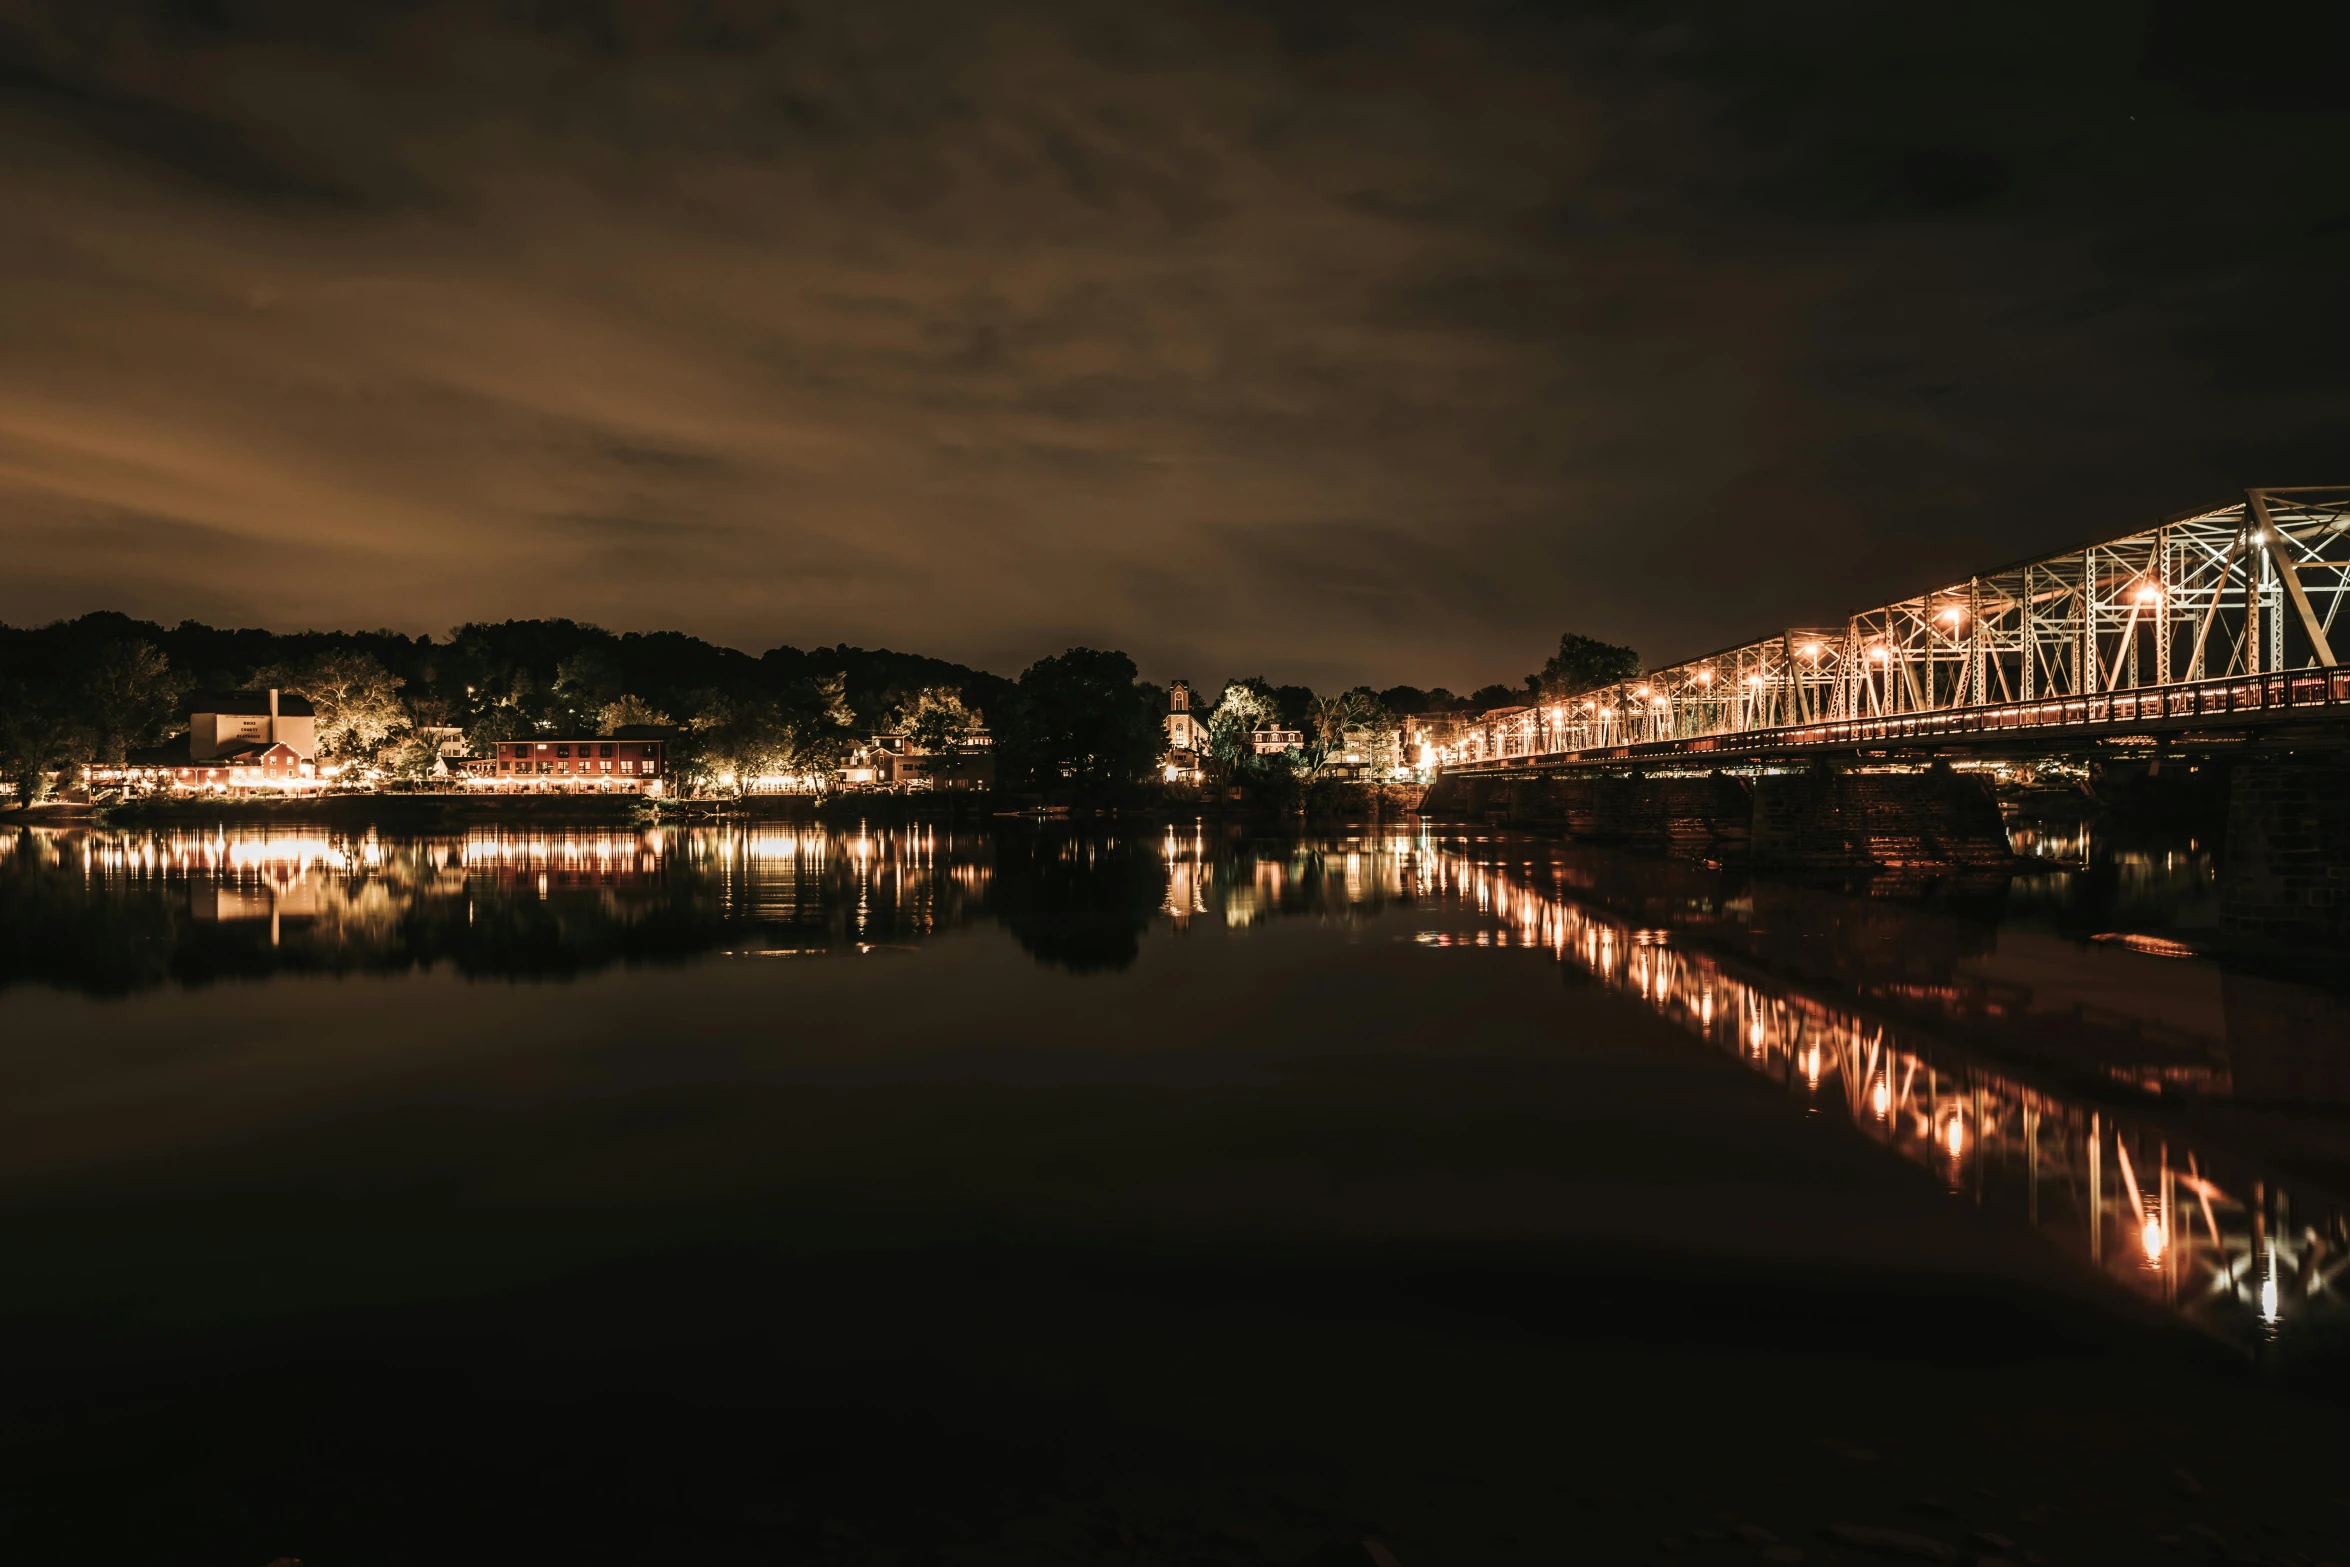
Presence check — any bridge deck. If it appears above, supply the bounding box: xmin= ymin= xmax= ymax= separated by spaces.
xmin=1447 ymin=665 xmax=2350 ymax=774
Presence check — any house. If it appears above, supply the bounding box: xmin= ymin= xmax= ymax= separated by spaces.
xmin=469 ymin=735 xmax=667 ymax=794
xmin=1249 ymin=726 xmax=1304 ymax=756
xmin=1162 ymin=680 xmax=1207 ymax=782
xmin=839 ymin=731 xmax=995 ymax=791
xmin=191 ymin=689 xmax=317 ymax=760
xmin=89 ymin=687 xmax=323 ymax=795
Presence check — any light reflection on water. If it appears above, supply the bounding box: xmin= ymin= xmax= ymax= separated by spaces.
xmin=1405 ymin=833 xmax=2348 ymax=1360
xmin=7 ymin=819 xmax=2348 ymax=1358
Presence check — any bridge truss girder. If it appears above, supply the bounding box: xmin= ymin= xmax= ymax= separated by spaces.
xmin=1447 ymin=487 xmax=2350 ymax=764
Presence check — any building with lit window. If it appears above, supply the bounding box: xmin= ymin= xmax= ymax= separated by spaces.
xmin=473 ymin=735 xmax=666 ymax=794
xmin=1162 ymin=680 xmax=1206 ymax=782
xmin=838 ymin=732 xmax=995 ymax=791
xmin=88 ymin=689 xmax=323 ymax=795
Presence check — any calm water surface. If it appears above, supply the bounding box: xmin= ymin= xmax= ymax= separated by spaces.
xmin=3 ymin=819 xmax=2348 ymax=1563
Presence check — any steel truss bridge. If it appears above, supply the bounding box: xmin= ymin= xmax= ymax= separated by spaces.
xmin=1442 ymin=487 xmax=2350 ymax=774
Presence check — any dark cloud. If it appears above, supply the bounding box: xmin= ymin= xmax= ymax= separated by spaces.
xmin=0 ymin=0 xmax=2345 ymax=689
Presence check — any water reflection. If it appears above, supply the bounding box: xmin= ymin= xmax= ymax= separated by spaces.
xmin=0 ymin=825 xmax=1000 ymax=992
xmin=1417 ymin=835 xmax=2350 ymax=1360
xmin=9 ymin=820 xmax=2348 ymax=1357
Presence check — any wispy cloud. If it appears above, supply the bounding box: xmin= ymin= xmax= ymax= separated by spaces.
xmin=0 ymin=1 xmax=2343 ymax=687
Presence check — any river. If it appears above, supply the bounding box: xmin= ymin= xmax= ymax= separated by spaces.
xmin=1 ymin=819 xmax=2345 ymax=1565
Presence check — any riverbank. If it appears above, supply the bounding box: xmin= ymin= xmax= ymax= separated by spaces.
xmin=5 ymin=779 xmax=1430 ymax=831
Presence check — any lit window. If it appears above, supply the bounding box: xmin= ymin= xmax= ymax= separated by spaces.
xmin=620 ymin=759 xmax=633 ymax=773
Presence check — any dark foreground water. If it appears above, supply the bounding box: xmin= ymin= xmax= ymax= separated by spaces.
xmin=2 ymin=821 xmax=2348 ymax=1566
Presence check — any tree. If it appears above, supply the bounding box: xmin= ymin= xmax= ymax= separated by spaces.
xmin=1300 ymin=690 xmax=1363 ymax=779
xmin=676 ymin=675 xmax=855 ymax=796
xmin=0 ymin=677 xmax=83 ymax=806
xmin=596 ymin=694 xmax=674 ymax=735
xmin=278 ymin=649 xmax=408 ymax=758
xmin=1347 ymin=691 xmax=1400 ymax=785
xmin=553 ymin=648 xmax=623 ymax=730
xmin=1204 ymin=680 xmax=1275 ymax=774
xmin=1530 ymin=632 xmax=1642 ymax=700
xmin=1002 ymin=649 xmax=1160 ymax=793
xmin=81 ymin=640 xmax=185 ymax=764
xmin=1467 ymin=682 xmax=1521 ymax=711
xmin=892 ymin=686 xmax=982 ymax=752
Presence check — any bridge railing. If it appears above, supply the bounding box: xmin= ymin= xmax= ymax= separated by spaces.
xmin=1450 ymin=663 xmax=2350 ymax=770
xmin=1438 ymin=486 xmax=2350 ymax=769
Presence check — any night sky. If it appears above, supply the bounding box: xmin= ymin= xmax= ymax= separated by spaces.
xmin=3 ymin=3 xmax=2346 ymax=689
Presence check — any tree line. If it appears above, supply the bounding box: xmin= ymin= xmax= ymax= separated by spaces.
xmin=0 ymin=612 xmax=1640 ymax=804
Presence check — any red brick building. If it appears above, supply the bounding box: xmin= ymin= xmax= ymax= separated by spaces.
xmin=474 ymin=737 xmax=666 ymax=794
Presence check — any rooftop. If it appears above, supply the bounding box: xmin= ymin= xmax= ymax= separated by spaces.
xmin=190 ymin=690 xmax=316 ymax=717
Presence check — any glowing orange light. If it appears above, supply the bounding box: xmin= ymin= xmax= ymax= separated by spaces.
xmin=1868 ymin=645 xmax=1889 ymax=663
xmin=1871 ymin=1078 xmax=1890 ymax=1118
xmin=2142 ymin=1215 xmax=2166 ymax=1261
xmin=1697 ymin=668 xmax=1714 ymax=684
xmin=1944 ymin=1116 xmax=1965 ymax=1157
xmin=2133 ymin=579 xmax=2164 ymax=604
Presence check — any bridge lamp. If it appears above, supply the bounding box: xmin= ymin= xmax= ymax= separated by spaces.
xmin=1943 ymin=1114 xmax=1966 ymax=1158
xmin=1797 ymin=642 xmax=1822 ymax=660
xmin=1634 ymin=686 xmax=1651 ymax=698
xmin=1742 ymin=673 xmax=1764 ymax=687
xmin=1696 ymin=667 xmax=1714 ymax=685
xmin=1652 ymin=697 xmax=1669 ymax=710
xmin=2141 ymin=1213 xmax=2166 ymax=1262
xmin=2132 ymin=579 xmax=2164 ymax=604
xmin=1867 ymin=644 xmax=1889 ymax=663
xmin=1937 ymin=605 xmax=1965 ymax=627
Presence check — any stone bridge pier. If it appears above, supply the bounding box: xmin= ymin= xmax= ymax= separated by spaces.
xmin=2221 ymin=758 xmax=2350 ymax=948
